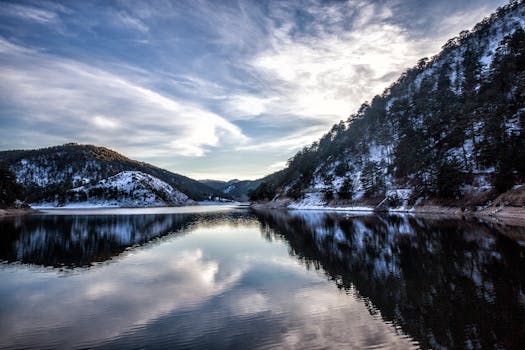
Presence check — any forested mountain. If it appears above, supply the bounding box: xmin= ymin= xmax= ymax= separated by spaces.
xmin=0 ymin=143 xmax=224 ymax=205
xmin=200 ymin=179 xmax=262 ymax=202
xmin=251 ymin=1 xmax=525 ymax=210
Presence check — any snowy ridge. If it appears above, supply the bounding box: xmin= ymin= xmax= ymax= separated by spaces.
xmin=37 ymin=171 xmax=191 ymax=208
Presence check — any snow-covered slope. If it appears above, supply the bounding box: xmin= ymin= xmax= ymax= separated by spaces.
xmin=251 ymin=2 xmax=525 ymax=210
xmin=37 ymin=171 xmax=191 ymax=208
xmin=0 ymin=144 xmax=224 ymax=203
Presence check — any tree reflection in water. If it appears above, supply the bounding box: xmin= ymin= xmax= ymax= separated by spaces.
xmin=0 ymin=211 xmax=255 ymax=267
xmin=255 ymin=210 xmax=525 ymax=350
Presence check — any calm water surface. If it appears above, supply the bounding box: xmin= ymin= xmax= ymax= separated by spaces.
xmin=1 ymin=206 xmax=525 ymax=349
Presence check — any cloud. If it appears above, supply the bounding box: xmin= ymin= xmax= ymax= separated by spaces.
xmin=0 ymin=38 xmax=248 ymax=158
xmin=225 ymin=94 xmax=278 ymax=119
xmin=246 ymin=2 xmax=432 ymax=123
xmin=269 ymin=160 xmax=287 ymax=170
xmin=237 ymin=125 xmax=328 ymax=153
xmin=92 ymin=115 xmax=119 ymax=129
xmin=116 ymin=11 xmax=149 ymax=33
xmin=0 ymin=2 xmax=58 ymax=24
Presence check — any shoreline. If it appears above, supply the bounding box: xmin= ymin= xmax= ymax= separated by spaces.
xmin=2 ymin=203 xmax=522 ymax=227
xmin=252 ymin=184 xmax=525 ymax=224
xmin=251 ymin=201 xmax=525 ymax=225
xmin=29 ymin=200 xmax=239 ymax=210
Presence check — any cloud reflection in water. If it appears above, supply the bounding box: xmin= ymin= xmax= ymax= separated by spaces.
xmin=2 ymin=209 xmax=524 ymax=349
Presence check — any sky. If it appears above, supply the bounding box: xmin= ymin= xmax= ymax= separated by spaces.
xmin=0 ymin=0 xmax=508 ymax=180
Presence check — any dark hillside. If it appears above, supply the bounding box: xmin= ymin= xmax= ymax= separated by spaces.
xmin=0 ymin=144 xmax=224 ymax=203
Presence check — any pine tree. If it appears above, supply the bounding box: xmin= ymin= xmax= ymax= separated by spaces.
xmin=0 ymin=165 xmax=23 ymax=208
xmin=361 ymin=161 xmax=384 ymax=196
xmin=338 ymin=177 xmax=354 ymax=200
xmin=437 ymin=158 xmax=464 ymax=198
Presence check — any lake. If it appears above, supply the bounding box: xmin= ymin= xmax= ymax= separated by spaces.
xmin=1 ymin=206 xmax=525 ymax=349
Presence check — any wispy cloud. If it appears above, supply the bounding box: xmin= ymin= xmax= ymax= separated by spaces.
xmin=0 ymin=2 xmax=59 ymax=24
xmin=116 ymin=11 xmax=149 ymax=33
xmin=92 ymin=115 xmax=119 ymax=129
xmin=237 ymin=125 xmax=328 ymax=153
xmin=0 ymin=38 xmax=247 ymax=158
xmin=225 ymin=94 xmax=278 ymax=120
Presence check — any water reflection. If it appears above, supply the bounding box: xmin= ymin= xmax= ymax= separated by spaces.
xmin=0 ymin=208 xmax=524 ymax=349
xmin=255 ymin=210 xmax=525 ymax=350
xmin=0 ymin=211 xmax=252 ymax=267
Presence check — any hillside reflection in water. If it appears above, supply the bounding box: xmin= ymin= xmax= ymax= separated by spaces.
xmin=256 ymin=210 xmax=525 ymax=349
xmin=0 ymin=208 xmax=524 ymax=349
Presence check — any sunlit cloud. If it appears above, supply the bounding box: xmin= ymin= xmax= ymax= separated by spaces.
xmin=225 ymin=94 xmax=278 ymax=120
xmin=92 ymin=115 xmax=119 ymax=129
xmin=247 ymin=3 xmax=439 ymax=123
xmin=269 ymin=161 xmax=287 ymax=170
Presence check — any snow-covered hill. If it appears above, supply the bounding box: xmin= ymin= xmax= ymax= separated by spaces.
xmin=36 ymin=171 xmax=192 ymax=208
xmin=0 ymin=143 xmax=224 ymax=203
xmin=70 ymin=171 xmax=190 ymax=207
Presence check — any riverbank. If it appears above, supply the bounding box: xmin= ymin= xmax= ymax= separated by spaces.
xmin=251 ymin=201 xmax=525 ymax=225
xmin=252 ymin=185 xmax=525 ymax=223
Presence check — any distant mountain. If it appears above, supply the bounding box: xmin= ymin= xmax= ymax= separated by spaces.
xmin=199 ymin=179 xmax=240 ymax=191
xmin=251 ymin=2 xmax=525 ymax=210
xmin=0 ymin=144 xmax=224 ymax=205
xmin=200 ymin=179 xmax=262 ymax=202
